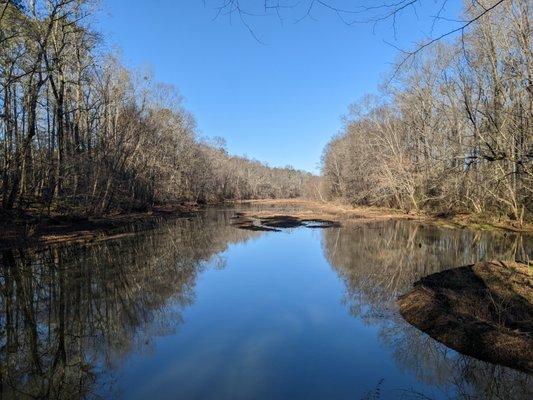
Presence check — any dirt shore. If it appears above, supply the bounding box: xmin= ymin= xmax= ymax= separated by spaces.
xmin=2 ymin=198 xmax=531 ymax=250
xmin=235 ymin=200 xmax=533 ymax=372
xmin=0 ymin=204 xmax=199 ymax=250
xmin=236 ymin=199 xmax=533 ymax=233
xmin=398 ymin=260 xmax=533 ymax=373
xmin=230 ymin=212 xmax=340 ymax=231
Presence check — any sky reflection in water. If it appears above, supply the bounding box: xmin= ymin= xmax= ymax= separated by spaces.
xmin=1 ymin=210 xmax=531 ymax=399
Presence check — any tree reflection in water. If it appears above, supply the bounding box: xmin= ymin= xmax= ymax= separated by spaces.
xmin=322 ymin=220 xmax=532 ymax=400
xmin=1 ymin=213 xmax=532 ymax=400
xmin=0 ymin=210 xmax=261 ymax=399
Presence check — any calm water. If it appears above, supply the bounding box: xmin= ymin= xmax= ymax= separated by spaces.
xmin=1 ymin=208 xmax=532 ymax=399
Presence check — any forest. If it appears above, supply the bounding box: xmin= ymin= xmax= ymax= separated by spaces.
xmin=0 ymin=0 xmax=314 ymax=216
xmin=321 ymin=0 xmax=532 ymax=224
xmin=1 ymin=0 xmax=531 ymax=224
xmin=1 ymin=1 xmax=532 ymax=398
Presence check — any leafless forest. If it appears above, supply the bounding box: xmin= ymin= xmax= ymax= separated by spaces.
xmin=0 ymin=0 xmax=314 ymax=216
xmin=321 ymin=0 xmax=532 ymax=224
xmin=1 ymin=0 xmax=531 ymax=223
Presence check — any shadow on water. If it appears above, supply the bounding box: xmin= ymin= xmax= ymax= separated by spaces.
xmin=322 ymin=220 xmax=532 ymax=399
xmin=0 ymin=211 xmax=531 ymax=399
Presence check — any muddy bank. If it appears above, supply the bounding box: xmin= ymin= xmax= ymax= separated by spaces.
xmin=0 ymin=204 xmax=199 ymax=250
xmin=231 ymin=212 xmax=340 ymax=231
xmin=398 ymin=260 xmax=533 ymax=373
xmin=237 ymin=199 xmax=533 ymax=233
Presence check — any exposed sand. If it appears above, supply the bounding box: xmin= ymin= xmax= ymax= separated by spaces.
xmin=231 ymin=212 xmax=340 ymax=231
xmin=235 ymin=199 xmax=533 ymax=233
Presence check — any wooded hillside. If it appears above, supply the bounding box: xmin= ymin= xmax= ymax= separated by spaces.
xmin=0 ymin=0 xmax=314 ymax=215
xmin=321 ymin=0 xmax=532 ymax=224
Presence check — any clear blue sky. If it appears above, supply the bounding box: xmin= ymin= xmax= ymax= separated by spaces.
xmin=95 ymin=1 xmax=460 ymax=173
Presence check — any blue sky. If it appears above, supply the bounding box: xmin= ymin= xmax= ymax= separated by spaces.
xmin=95 ymin=1 xmax=460 ymax=173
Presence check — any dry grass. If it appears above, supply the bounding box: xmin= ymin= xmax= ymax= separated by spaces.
xmin=237 ymin=199 xmax=533 ymax=233
xmin=398 ymin=260 xmax=533 ymax=373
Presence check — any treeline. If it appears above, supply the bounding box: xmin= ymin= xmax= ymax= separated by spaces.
xmin=0 ymin=0 xmax=313 ymax=215
xmin=321 ymin=0 xmax=532 ymax=224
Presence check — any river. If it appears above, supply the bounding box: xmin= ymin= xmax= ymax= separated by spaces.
xmin=0 ymin=207 xmax=531 ymax=399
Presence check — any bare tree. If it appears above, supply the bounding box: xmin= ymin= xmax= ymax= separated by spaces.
xmin=0 ymin=0 xmax=314 ymax=217
xmin=321 ymin=0 xmax=532 ymax=224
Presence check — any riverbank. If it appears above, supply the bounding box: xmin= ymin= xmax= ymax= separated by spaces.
xmin=235 ymin=199 xmax=533 ymax=372
xmin=2 ymin=198 xmax=531 ymax=250
xmin=398 ymin=260 xmax=533 ymax=373
xmin=236 ymin=199 xmax=533 ymax=233
xmin=0 ymin=204 xmax=200 ymax=250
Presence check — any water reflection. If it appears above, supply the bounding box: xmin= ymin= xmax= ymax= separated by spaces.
xmin=0 ymin=211 xmax=261 ymax=399
xmin=0 ymin=212 xmax=532 ymax=399
xmin=322 ymin=221 xmax=532 ymax=399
